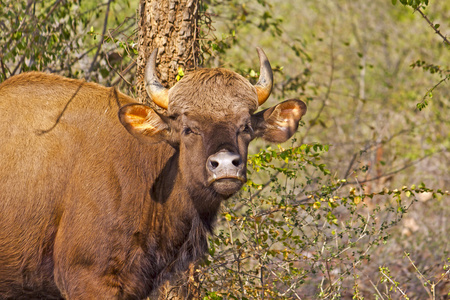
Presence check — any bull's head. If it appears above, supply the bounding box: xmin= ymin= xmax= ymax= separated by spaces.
xmin=119 ymin=48 xmax=306 ymax=200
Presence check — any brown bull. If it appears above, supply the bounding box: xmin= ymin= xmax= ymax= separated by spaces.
xmin=0 ymin=48 xmax=306 ymax=299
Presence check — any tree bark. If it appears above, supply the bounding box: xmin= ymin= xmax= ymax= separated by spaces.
xmin=136 ymin=0 xmax=199 ymax=107
xmin=137 ymin=1 xmax=201 ymax=299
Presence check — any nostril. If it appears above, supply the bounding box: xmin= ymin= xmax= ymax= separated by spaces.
xmin=210 ymin=160 xmax=219 ymax=169
xmin=231 ymin=157 xmax=241 ymax=167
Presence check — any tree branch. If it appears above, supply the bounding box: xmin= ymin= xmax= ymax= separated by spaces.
xmin=345 ymin=148 xmax=447 ymax=186
xmin=86 ymin=0 xmax=112 ymax=80
xmin=415 ymin=7 xmax=450 ymax=46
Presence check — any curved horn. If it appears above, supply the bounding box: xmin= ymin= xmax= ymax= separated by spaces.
xmin=144 ymin=49 xmax=169 ymax=109
xmin=254 ymin=47 xmax=273 ymax=106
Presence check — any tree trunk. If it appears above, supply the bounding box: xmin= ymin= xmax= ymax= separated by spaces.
xmin=137 ymin=1 xmax=201 ymax=299
xmin=136 ymin=0 xmax=199 ymax=107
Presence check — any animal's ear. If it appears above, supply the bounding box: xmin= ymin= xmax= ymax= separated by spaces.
xmin=119 ymin=103 xmax=170 ymax=143
xmin=252 ymin=99 xmax=307 ymax=143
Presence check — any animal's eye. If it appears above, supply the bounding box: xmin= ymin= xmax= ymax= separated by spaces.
xmin=242 ymin=124 xmax=252 ymax=134
xmin=183 ymin=127 xmax=194 ymax=135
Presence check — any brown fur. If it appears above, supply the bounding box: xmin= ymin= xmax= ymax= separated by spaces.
xmin=168 ymin=68 xmax=258 ymax=116
xmin=0 ymin=68 xmax=306 ymax=299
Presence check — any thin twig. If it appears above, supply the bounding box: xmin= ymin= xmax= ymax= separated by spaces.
xmin=379 ymin=269 xmax=409 ymax=298
xmin=404 ymin=252 xmax=434 ymax=299
xmin=369 ymin=279 xmax=385 ymax=300
xmin=415 ymin=7 xmax=450 ymax=46
xmin=345 ymin=148 xmax=446 ymax=185
xmin=86 ymin=0 xmax=112 ymax=80
xmin=10 ymin=0 xmax=64 ymax=75
xmin=420 ymin=76 xmax=449 ymax=102
xmin=300 ymin=24 xmax=335 ymax=145
xmin=0 ymin=0 xmax=34 ymax=55
xmin=110 ymin=60 xmax=137 ymax=87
